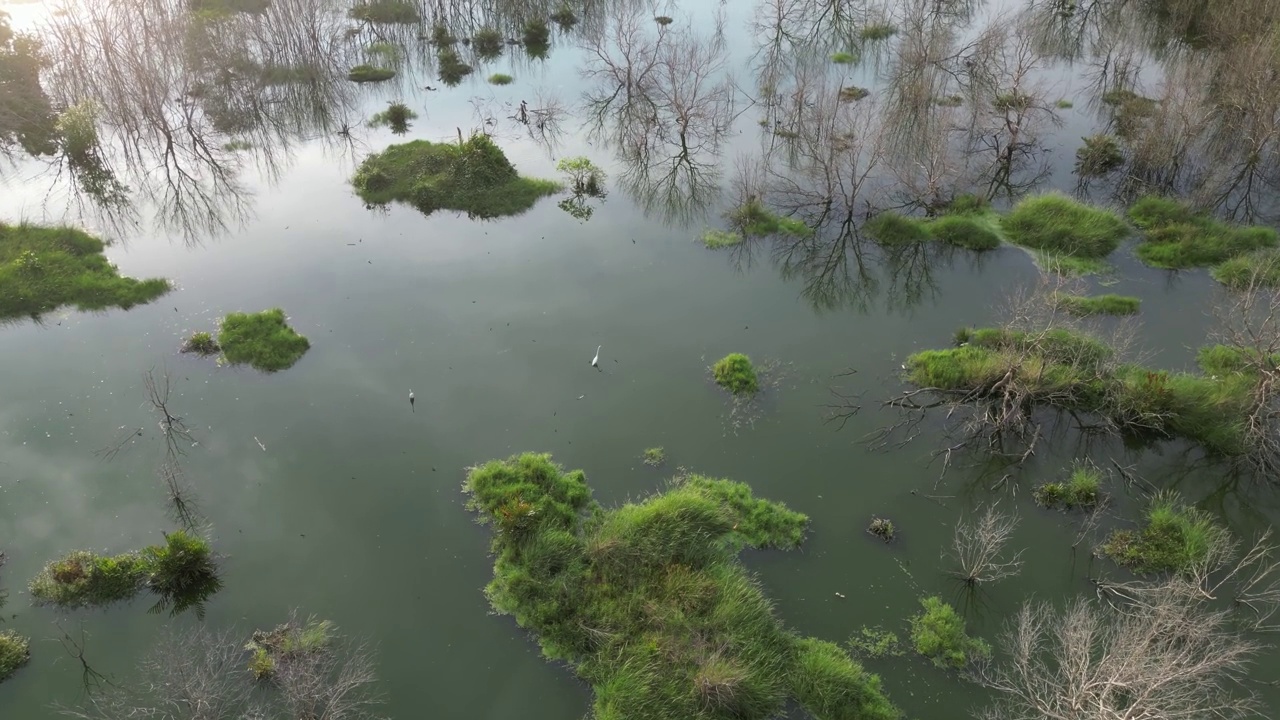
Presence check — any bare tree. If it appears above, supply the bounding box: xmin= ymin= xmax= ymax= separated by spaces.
xmin=950 ymin=505 xmax=1024 ymax=584
xmin=1209 ymin=271 xmax=1280 ymax=475
xmin=979 ymin=581 xmax=1261 ymax=720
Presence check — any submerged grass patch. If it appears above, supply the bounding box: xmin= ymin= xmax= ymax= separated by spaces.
xmin=347 ymin=0 xmax=421 ymax=24
xmin=1127 ymin=195 xmax=1278 ymax=271
xmin=347 ymin=64 xmax=395 ymax=83
xmin=488 ymin=73 xmax=514 ymax=85
xmin=464 ymin=453 xmax=899 ymax=720
xmin=701 ymin=229 xmax=743 ymax=249
xmin=219 ymin=308 xmax=310 ymax=372
xmin=1099 ymin=493 xmax=1224 ymax=575
xmin=831 ymin=51 xmax=857 ymax=64
xmin=1001 ymin=193 xmax=1129 ymax=258
xmin=864 ymin=212 xmax=930 ymax=246
xmin=727 ymin=199 xmax=811 ymax=238
xmin=713 ymin=353 xmax=759 ymax=395
xmin=1212 ymin=248 xmax=1280 ymax=289
xmin=1054 ymin=293 xmax=1140 ymax=316
xmin=0 ymin=222 xmax=171 ymax=322
xmin=352 ymin=135 xmax=559 ymax=219
xmin=860 ymin=23 xmax=897 ymax=40
xmin=642 ymin=447 xmax=666 ymax=466
xmin=436 ymin=48 xmax=473 ymax=85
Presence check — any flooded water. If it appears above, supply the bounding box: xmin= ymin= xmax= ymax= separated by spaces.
xmin=2 ymin=0 xmax=1278 ymax=718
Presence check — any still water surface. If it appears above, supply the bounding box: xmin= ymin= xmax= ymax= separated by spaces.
xmin=1 ymin=0 xmax=1277 ymax=717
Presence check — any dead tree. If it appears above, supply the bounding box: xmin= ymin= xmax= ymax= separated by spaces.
xmin=1209 ymin=270 xmax=1280 ymax=476
xmin=949 ymin=505 xmax=1024 ymax=585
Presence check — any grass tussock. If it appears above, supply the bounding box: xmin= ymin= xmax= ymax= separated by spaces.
xmin=1127 ymin=195 xmax=1278 ymax=271
xmin=865 ymin=210 xmax=1001 ymax=251
xmin=218 ymin=309 xmax=309 ymax=372
xmin=182 ymin=331 xmax=220 ymax=355
xmin=642 ymin=447 xmax=666 ymax=466
xmin=1075 ymin=134 xmax=1124 ymax=177
xmin=1054 ymin=293 xmax=1140 ymax=316
xmin=859 ymin=23 xmax=897 ymax=40
xmin=246 ymin=616 xmax=334 ymax=679
xmin=352 ymin=135 xmax=559 ymax=219
xmin=464 ymin=453 xmax=899 ymax=720
xmin=473 ymin=27 xmax=504 ymax=59
xmin=1099 ymin=493 xmax=1224 ymax=575
xmin=1212 ymin=248 xmax=1280 ymax=289
xmin=728 ymin=200 xmax=811 ymax=238
xmin=701 ymin=229 xmax=743 ymax=248
xmin=1001 ymin=193 xmax=1129 ymax=258
xmin=713 ymin=353 xmax=759 ymax=395
xmin=831 ymin=51 xmax=857 ymax=64
xmin=0 ymin=630 xmax=30 ymax=684
xmin=488 ymin=73 xmax=514 ymax=85
xmin=347 ymin=64 xmax=395 ymax=83
xmin=368 ymin=102 xmax=418 ymax=134
xmin=909 ymin=596 xmax=990 ymax=669
xmin=839 ymin=86 xmax=870 ymax=102
xmin=1034 ymin=464 xmax=1103 ymax=509
xmin=347 ymin=0 xmax=421 ymax=24
xmin=0 ymin=222 xmax=170 ymax=322
xmin=436 ymin=48 xmax=473 ymax=85
xmin=865 ymin=212 xmax=930 ymax=246
xmin=551 ymin=7 xmax=578 ymax=29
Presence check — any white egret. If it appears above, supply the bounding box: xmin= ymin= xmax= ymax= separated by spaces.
xmin=591 ymin=345 xmax=601 ymax=368
xmin=409 ymin=389 xmax=415 ymax=412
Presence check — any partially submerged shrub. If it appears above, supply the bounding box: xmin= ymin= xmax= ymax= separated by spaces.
xmin=430 ymin=23 xmax=456 ymax=46
xmin=245 ymin=615 xmax=334 ymax=679
xmin=0 ymin=631 xmax=30 ymax=684
xmin=29 ymin=550 xmax=145 ymax=608
xmin=473 ymin=27 xmax=504 ymax=58
xmin=1054 ymin=293 xmax=1141 ymax=316
xmin=556 ymin=156 xmax=606 ymax=196
xmin=728 ymin=199 xmax=811 ymax=237
xmin=488 ymin=73 xmax=514 ymax=85
xmin=865 ymin=212 xmax=931 ymax=245
xmin=909 ymin=596 xmax=990 ymax=669
xmin=701 ymin=229 xmax=743 ymax=248
xmin=550 ymin=7 xmax=578 ymax=30
xmin=1100 ymin=493 xmax=1225 ymax=575
xmin=1213 ymin=248 xmax=1280 ymax=289
xmin=348 ymin=0 xmax=421 ymax=24
xmin=1075 ymin=134 xmax=1124 ymax=177
xmin=352 ymin=135 xmax=560 ymax=218
xmin=1034 ymin=465 xmax=1102 ymax=509
xmin=436 ymin=48 xmax=473 ymax=86
xmin=218 ymin=308 xmax=311 ymax=372
xmin=867 ymin=517 xmax=895 ymax=542
xmin=0 ymin=222 xmax=171 ymax=322
xmin=522 ymin=18 xmax=550 ymax=51
xmin=142 ymin=530 xmax=222 ymax=618
xmin=713 ymin=353 xmax=759 ymax=395
xmin=182 ymin=331 xmax=221 ymax=355
xmin=463 ymin=453 xmax=898 ymax=720
xmin=1001 ymin=193 xmax=1129 ymax=258
xmin=654 ymin=15 xmax=674 ymax=25
xmin=642 ymin=447 xmax=666 ymax=466
xmin=347 ymin=64 xmax=395 ymax=83
xmin=368 ymin=102 xmax=418 ymax=134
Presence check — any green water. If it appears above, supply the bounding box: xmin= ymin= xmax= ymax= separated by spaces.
xmin=2 ymin=0 xmax=1278 ymax=718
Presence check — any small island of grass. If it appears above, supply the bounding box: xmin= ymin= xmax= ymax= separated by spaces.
xmin=1001 ymin=193 xmax=1129 ymax=262
xmin=182 ymin=331 xmax=221 ymax=355
xmin=1127 ymin=195 xmax=1278 ymax=273
xmin=863 ymin=209 xmax=1002 ymax=251
xmin=352 ymin=134 xmax=559 ymax=219
xmin=347 ymin=0 xmax=421 ymax=24
xmin=909 ymin=596 xmax=990 ymax=669
xmin=0 ymin=222 xmax=171 ymax=323
xmin=728 ymin=199 xmax=811 ymax=238
xmin=1054 ymin=293 xmax=1141 ymax=316
xmin=219 ymin=308 xmax=310 ymax=372
xmin=1034 ymin=464 xmax=1103 ymax=509
xmin=464 ymin=453 xmax=899 ymax=720
xmin=1099 ymin=493 xmax=1222 ymax=575
xmin=641 ymin=446 xmax=666 ymax=466
xmin=347 ymin=64 xmax=396 ymax=83
xmin=488 ymin=73 xmax=514 ymax=85
xmin=0 ymin=630 xmax=29 ymax=685
xmin=713 ymin=353 xmax=759 ymax=395
xmin=831 ymin=51 xmax=857 ymax=64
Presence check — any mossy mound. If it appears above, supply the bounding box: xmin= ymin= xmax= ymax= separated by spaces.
xmin=0 ymin=630 xmax=29 ymax=684
xmin=1127 ymin=195 xmax=1279 ymax=272
xmin=347 ymin=64 xmax=396 ymax=83
xmin=1054 ymin=293 xmax=1140 ymax=316
xmin=1099 ymin=493 xmax=1224 ymax=575
xmin=912 ymin=328 xmax=1260 ymax=458
xmin=29 ymin=531 xmax=221 ymax=616
xmin=1001 ymin=193 xmax=1129 ymax=258
xmin=352 ymin=135 xmax=559 ymax=219
xmin=219 ymin=308 xmax=310 ymax=372
xmin=347 ymin=0 xmax=421 ymax=24
xmin=464 ymin=453 xmax=900 ymax=720
xmin=713 ymin=353 xmax=759 ymax=395
xmin=0 ymin=222 xmax=170 ymax=323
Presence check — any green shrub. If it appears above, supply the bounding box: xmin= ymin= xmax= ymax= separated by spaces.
xmin=142 ymin=530 xmax=222 ymax=618
xmin=928 ymin=215 xmax=1001 ymax=250
xmin=347 ymin=64 xmax=395 ymax=83
xmin=29 ymin=550 xmax=146 ymax=608
xmin=945 ymin=194 xmax=989 ymax=214
xmin=556 ymin=156 xmax=606 ymax=196
xmin=1213 ymin=248 xmax=1280 ymax=289
xmin=867 ymin=517 xmax=895 ymax=541
xmin=909 ymin=596 xmax=990 ymax=669
xmin=865 ymin=212 xmax=931 ymax=245
xmin=642 ymin=447 xmax=666 ymax=466
xmin=860 ymin=23 xmax=897 ymax=40
xmin=0 ymin=222 xmax=171 ymax=322
xmin=463 ymin=453 xmax=898 ymax=720
xmin=1054 ymin=293 xmax=1140 ymax=316
xmin=1100 ymin=493 xmax=1225 ymax=575
xmin=1075 ymin=134 xmax=1124 ymax=177
xmin=488 ymin=73 xmax=514 ymax=85
xmin=0 ymin=631 xmax=30 ymax=684
xmin=352 ymin=135 xmax=560 ymax=219
xmin=1001 ymin=194 xmax=1129 ymax=258
xmin=182 ymin=331 xmax=221 ymax=355
xmin=473 ymin=27 xmax=504 ymax=58
xmin=713 ymin=353 xmax=759 ymax=395
xmin=219 ymin=308 xmax=311 ymax=372
xmin=348 ymin=0 xmax=420 ymax=24
xmin=369 ymin=102 xmax=418 ymax=134
xmin=831 ymin=51 xmax=857 ymax=64
xmin=701 ymin=229 xmax=742 ymax=248
xmin=522 ymin=18 xmax=550 ymax=50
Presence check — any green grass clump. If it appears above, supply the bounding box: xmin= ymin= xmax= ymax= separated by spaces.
xmin=713 ymin=353 xmax=759 ymax=395
xmin=867 ymin=517 xmax=895 ymax=542
xmin=352 ymin=135 xmax=559 ymax=219
xmin=368 ymin=102 xmax=418 ymax=134
xmin=347 ymin=64 xmax=395 ymax=83
xmin=0 ymin=222 xmax=171 ymax=322
xmin=831 ymin=51 xmax=857 ymax=64
xmin=1034 ymin=465 xmax=1102 ymax=509
xmin=1212 ymin=248 xmax=1280 ymax=289
xmin=865 ymin=212 xmax=931 ymax=245
xmin=1001 ymin=193 xmax=1129 ymax=258
xmin=1100 ymin=493 xmax=1224 ymax=575
xmin=1075 ymin=134 xmax=1123 ymax=177
xmin=464 ymin=453 xmax=899 ymax=720
xmin=1056 ymin=99 xmax=1074 ymax=109
xmin=1033 ymin=251 xmax=1112 ymax=276
xmin=1055 ymin=293 xmax=1141 ymax=316
xmin=701 ymin=229 xmax=743 ymax=248
xmin=218 ymin=308 xmax=310 ymax=372
xmin=551 ymin=7 xmax=578 ymax=29
xmin=728 ymin=199 xmax=812 ymax=238
xmin=488 ymin=73 xmax=514 ymax=85
xmin=909 ymin=596 xmax=990 ymax=669
xmin=141 ymin=530 xmax=223 ymax=618
xmin=1127 ymin=195 xmax=1279 ymax=271
xmin=642 ymin=447 xmax=666 ymax=466
xmin=928 ymin=215 xmax=1001 ymax=250
xmin=839 ymin=86 xmax=870 ymax=102
xmin=182 ymin=331 xmax=220 ymax=355
xmin=246 ymin=616 xmax=334 ymax=679
xmin=859 ymin=23 xmax=897 ymax=40
xmin=436 ymin=48 xmax=473 ymax=85
xmin=522 ymin=18 xmax=550 ymax=54
xmin=473 ymin=27 xmax=504 ymax=59
xmin=655 ymin=15 xmax=674 ymax=25
xmin=0 ymin=631 xmax=30 ymax=684
xmin=849 ymin=626 xmax=904 ymax=659
xmin=347 ymin=0 xmax=421 ymax=24
xmin=430 ymin=23 xmax=456 ymax=46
